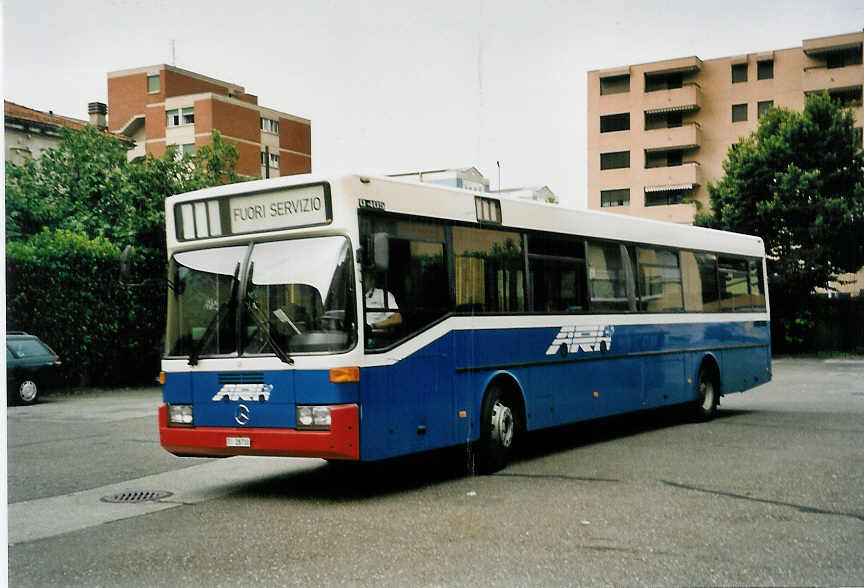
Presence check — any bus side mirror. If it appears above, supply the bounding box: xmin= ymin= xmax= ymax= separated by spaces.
xmin=373 ymin=233 xmax=389 ymax=272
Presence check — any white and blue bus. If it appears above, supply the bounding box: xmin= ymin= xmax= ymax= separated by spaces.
xmin=159 ymin=173 xmax=771 ymax=472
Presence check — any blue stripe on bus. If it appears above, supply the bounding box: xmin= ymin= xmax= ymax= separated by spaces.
xmin=163 ymin=320 xmax=769 ymax=462
xmin=357 ymin=320 xmax=769 ymax=461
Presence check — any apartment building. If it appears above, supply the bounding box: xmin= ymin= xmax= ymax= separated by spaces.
xmin=587 ymin=31 xmax=864 ymax=224
xmin=107 ymin=65 xmax=311 ymax=178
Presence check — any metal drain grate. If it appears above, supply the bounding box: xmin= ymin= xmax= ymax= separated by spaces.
xmin=101 ymin=490 xmax=173 ymax=504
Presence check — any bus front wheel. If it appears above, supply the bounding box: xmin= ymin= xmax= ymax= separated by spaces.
xmin=475 ymin=384 xmax=517 ymax=474
xmin=692 ymin=364 xmax=720 ymax=422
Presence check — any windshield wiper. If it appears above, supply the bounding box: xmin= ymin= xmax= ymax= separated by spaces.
xmin=244 ymin=262 xmax=294 ymax=365
xmin=188 ymin=262 xmax=240 ymax=367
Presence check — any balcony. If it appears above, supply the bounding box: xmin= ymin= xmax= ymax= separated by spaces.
xmin=643 ymin=161 xmax=702 ymax=191
xmin=803 ymin=63 xmax=864 ymax=94
xmin=642 ymin=56 xmax=702 ymax=76
xmin=643 ymin=83 xmax=702 ymax=114
xmin=803 ymin=33 xmax=863 ymax=57
xmin=644 ymin=123 xmax=701 ymax=153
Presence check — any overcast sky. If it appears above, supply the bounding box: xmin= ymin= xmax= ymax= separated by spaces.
xmin=4 ymin=0 xmax=862 ymax=207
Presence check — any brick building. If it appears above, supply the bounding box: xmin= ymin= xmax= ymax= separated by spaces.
xmin=587 ymin=31 xmax=864 ymax=224
xmin=107 ymin=64 xmax=311 ymax=178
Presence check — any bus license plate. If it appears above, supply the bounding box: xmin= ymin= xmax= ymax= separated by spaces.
xmin=226 ymin=437 xmax=251 ymax=448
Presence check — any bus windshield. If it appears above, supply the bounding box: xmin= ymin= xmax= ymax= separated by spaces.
xmin=165 ymin=236 xmax=356 ymax=358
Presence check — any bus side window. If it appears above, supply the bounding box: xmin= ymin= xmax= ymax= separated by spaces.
xmin=636 ymin=247 xmax=683 ymax=312
xmin=453 ymin=226 xmax=525 ymax=313
xmin=718 ymin=256 xmax=750 ymax=311
xmin=527 ymin=234 xmax=588 ymax=312
xmin=749 ymin=258 xmax=766 ymax=310
xmin=587 ymin=241 xmax=632 ymax=312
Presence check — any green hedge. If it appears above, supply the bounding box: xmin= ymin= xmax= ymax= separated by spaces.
xmin=6 ymin=229 xmax=164 ymax=386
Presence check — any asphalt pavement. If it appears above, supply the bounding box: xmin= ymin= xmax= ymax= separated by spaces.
xmin=7 ymin=358 xmax=864 ymax=586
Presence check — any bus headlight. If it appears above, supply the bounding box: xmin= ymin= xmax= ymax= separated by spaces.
xmin=168 ymin=404 xmax=194 ymax=426
xmin=296 ymin=406 xmax=331 ymax=430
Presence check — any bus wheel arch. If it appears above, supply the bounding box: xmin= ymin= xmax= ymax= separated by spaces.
xmin=475 ymin=372 xmax=526 ymax=474
xmin=692 ymin=354 xmax=721 ymax=421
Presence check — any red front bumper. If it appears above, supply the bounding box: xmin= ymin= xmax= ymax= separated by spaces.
xmin=159 ymin=404 xmax=360 ymax=460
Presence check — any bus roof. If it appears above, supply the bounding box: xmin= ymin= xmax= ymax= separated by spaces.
xmin=166 ymin=173 xmax=766 ymax=258
xmin=358 ymin=174 xmax=766 ymax=258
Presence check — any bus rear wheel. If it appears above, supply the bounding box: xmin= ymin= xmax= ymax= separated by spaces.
xmin=692 ymin=364 xmax=719 ymax=422
xmin=475 ymin=385 xmax=517 ymax=474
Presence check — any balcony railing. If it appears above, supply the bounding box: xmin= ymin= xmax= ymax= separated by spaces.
xmin=802 ymin=63 xmax=864 ymax=94
xmin=643 ymin=161 xmax=702 ymax=191
xmin=643 ymin=83 xmax=702 ymax=114
xmin=644 ymin=123 xmax=701 ymax=153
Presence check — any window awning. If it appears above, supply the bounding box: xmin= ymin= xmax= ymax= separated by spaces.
xmin=644 ymin=104 xmax=699 ymax=115
xmin=644 ymin=183 xmax=694 ymax=193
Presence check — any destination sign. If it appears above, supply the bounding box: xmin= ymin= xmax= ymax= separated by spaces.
xmin=174 ymin=182 xmax=332 ymax=241
xmin=229 ymin=184 xmax=330 ymax=234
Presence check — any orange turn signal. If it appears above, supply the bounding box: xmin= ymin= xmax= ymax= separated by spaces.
xmin=159 ymin=371 xmax=166 ymax=385
xmin=330 ymin=366 xmax=360 ymax=383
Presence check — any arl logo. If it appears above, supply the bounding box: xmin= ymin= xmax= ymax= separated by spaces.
xmin=546 ymin=325 xmax=614 ymax=355
xmin=211 ymin=383 xmax=274 ymax=402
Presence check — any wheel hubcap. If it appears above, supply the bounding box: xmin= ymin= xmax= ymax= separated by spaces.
xmin=700 ymin=376 xmax=714 ymax=411
xmin=490 ymin=400 xmax=514 ymax=448
xmin=19 ymin=380 xmax=37 ymax=402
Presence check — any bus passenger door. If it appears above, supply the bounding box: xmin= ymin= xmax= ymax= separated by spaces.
xmin=360 ymin=235 xmax=454 ymax=459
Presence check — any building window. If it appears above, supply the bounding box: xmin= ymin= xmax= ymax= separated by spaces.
xmin=757 ymin=100 xmax=774 ymax=118
xmin=600 ymin=151 xmax=630 ymax=170
xmin=645 ymin=188 xmax=691 ymax=207
xmin=261 ymin=117 xmax=279 ymax=134
xmin=182 ymin=143 xmax=196 ymax=156
xmin=147 ymin=74 xmax=160 ymax=93
xmin=166 ymin=107 xmax=195 ymax=127
xmin=600 ymin=74 xmax=630 ymax=95
xmin=826 ymin=45 xmax=862 ymax=69
xmin=600 ymin=189 xmax=630 ymax=207
xmin=261 ymin=151 xmax=279 ymax=168
xmin=600 ymin=113 xmax=630 ymax=133
xmin=731 ymin=63 xmax=748 ymax=83
xmin=732 ymin=103 xmax=748 ymax=123
xmin=757 ymin=59 xmax=774 ymax=80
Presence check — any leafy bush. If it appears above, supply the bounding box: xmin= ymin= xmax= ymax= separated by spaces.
xmin=5 ymin=127 xmax=245 ymax=386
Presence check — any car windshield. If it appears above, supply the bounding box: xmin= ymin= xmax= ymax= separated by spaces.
xmin=165 ymin=237 xmax=355 ymax=358
xmin=7 ymin=339 xmax=54 ymax=358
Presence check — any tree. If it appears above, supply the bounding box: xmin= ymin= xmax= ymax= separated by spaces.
xmin=696 ymin=93 xmax=864 ymax=302
xmin=6 ymin=127 xmax=247 ymax=385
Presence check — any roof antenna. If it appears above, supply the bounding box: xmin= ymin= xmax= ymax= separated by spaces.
xmin=170 ymin=39 xmax=176 ymax=66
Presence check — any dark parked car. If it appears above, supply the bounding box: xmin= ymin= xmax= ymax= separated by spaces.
xmin=6 ymin=332 xmax=62 ymax=405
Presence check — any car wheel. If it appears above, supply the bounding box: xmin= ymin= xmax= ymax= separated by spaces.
xmin=16 ymin=379 xmax=39 ymax=405
xmin=475 ymin=384 xmax=517 ymax=474
xmin=692 ymin=364 xmax=719 ymax=422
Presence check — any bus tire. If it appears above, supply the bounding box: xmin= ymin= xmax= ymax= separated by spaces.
xmin=692 ymin=363 xmax=719 ymax=422
xmin=475 ymin=384 xmax=517 ymax=474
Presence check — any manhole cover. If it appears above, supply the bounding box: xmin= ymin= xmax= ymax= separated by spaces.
xmin=101 ymin=490 xmax=173 ymax=504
